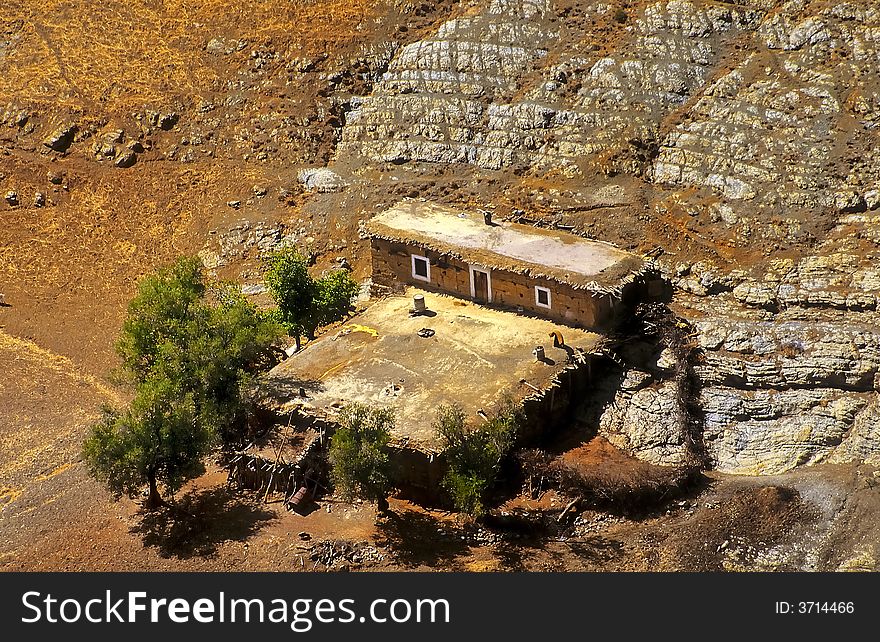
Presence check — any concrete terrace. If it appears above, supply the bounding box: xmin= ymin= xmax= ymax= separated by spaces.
xmin=263 ymin=287 xmax=603 ymax=450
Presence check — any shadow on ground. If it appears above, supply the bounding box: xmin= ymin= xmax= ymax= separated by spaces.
xmin=130 ymin=487 xmax=276 ymax=559
xmin=490 ymin=527 xmax=625 ymax=570
xmin=374 ymin=509 xmax=470 ymax=568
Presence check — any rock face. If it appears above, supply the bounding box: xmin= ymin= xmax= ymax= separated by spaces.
xmin=340 ymin=1 xmax=773 ymax=175
xmin=600 ymin=306 xmax=880 ymax=475
xmin=341 ymin=1 xmax=879 ymax=228
xmin=339 ymin=0 xmax=557 ymax=168
xmin=600 ymin=374 xmax=685 ymax=466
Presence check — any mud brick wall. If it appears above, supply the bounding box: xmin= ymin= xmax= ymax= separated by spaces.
xmin=370 ymin=238 xmax=627 ymax=329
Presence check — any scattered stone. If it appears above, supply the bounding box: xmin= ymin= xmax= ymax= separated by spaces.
xmin=114 ymin=151 xmax=137 ymax=168
xmin=240 ymin=283 xmax=266 ymax=296
xmin=1 ymin=105 xmax=30 ymax=128
xmin=227 ymin=200 xmax=241 ymax=209
xmin=205 ymin=38 xmax=226 ymax=54
xmin=158 ymin=113 xmax=179 ymax=130
xmin=93 ymin=141 xmax=117 ymax=158
xmin=252 ymin=185 xmax=267 ymax=197
xmin=4 ymin=190 xmax=18 ymax=206
xmin=197 ymin=249 xmax=223 ymax=270
xmin=205 ymin=37 xmax=245 ymax=55
xmin=104 ymin=129 xmax=124 ymax=144
xmin=42 ymin=123 xmax=78 ymax=152
xmin=297 ymin=167 xmax=346 ymax=193
xmin=308 ymin=540 xmax=384 ymax=568
xmin=47 ymin=171 xmax=63 ymax=185
xmin=835 ymin=191 xmax=867 ymax=213
xmin=33 ymin=192 xmax=45 ymax=208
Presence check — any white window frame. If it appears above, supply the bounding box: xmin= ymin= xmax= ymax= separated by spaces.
xmin=411 ymin=254 xmax=431 ymax=283
xmin=468 ymin=264 xmax=493 ymax=303
xmin=535 ymin=285 xmax=552 ymax=309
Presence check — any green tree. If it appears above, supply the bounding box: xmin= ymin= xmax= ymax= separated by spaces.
xmin=263 ymin=246 xmax=359 ymax=350
xmin=83 ymin=381 xmax=211 ymax=509
xmin=435 ymin=400 xmax=521 ymax=517
xmin=116 ymin=256 xmax=206 ymax=381
xmin=263 ymin=247 xmax=315 ymax=350
xmin=83 ymin=257 xmax=282 ymax=509
xmin=328 ymin=403 xmax=394 ymax=512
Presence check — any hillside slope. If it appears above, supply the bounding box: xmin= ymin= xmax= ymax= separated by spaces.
xmin=2 ymin=0 xmax=880 ymax=570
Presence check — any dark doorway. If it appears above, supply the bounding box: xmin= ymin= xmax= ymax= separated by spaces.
xmin=472 ymin=268 xmax=490 ymax=302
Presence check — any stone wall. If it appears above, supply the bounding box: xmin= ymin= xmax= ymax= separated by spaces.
xmin=370 ymin=237 xmax=621 ymax=328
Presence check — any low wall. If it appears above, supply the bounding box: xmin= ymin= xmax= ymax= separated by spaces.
xmin=391 ymin=351 xmax=612 ymax=505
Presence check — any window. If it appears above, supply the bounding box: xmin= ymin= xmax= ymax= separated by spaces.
xmin=411 ymin=254 xmax=430 ymax=282
xmin=535 ymin=286 xmax=551 ymax=309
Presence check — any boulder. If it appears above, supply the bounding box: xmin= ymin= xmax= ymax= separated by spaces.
xmin=42 ymin=123 xmax=77 ymax=152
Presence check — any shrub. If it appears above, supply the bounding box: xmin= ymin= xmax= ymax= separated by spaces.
xmin=435 ymin=400 xmax=522 ymax=517
xmin=328 ymin=403 xmax=394 ymax=510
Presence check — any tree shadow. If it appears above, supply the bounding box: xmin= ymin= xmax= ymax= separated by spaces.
xmin=493 ymin=534 xmax=625 ymax=570
xmin=130 ymin=487 xmax=276 ymax=559
xmin=493 ymin=540 xmax=531 ymax=570
xmin=374 ymin=509 xmax=470 ymax=568
xmin=260 ymin=375 xmax=326 ymax=404
xmin=563 ymin=535 xmax=626 ymax=564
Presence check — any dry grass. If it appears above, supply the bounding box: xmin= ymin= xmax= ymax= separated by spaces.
xmin=0 ymin=330 xmax=121 ymax=402
xmin=1 ymin=0 xmax=383 ymax=111
xmin=0 ymin=160 xmax=233 ymax=292
xmin=0 ymin=328 xmax=118 ymax=515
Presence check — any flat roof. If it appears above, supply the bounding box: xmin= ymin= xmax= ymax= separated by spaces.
xmin=363 ymin=200 xmax=645 ymax=292
xmin=262 ymin=288 xmax=603 ymax=450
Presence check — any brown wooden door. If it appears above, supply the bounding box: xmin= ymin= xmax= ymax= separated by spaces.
xmin=473 ymin=270 xmax=489 ymax=302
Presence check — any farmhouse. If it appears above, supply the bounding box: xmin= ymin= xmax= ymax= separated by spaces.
xmin=251 ymin=201 xmax=657 ymax=504
xmin=363 ymin=200 xmax=653 ymax=329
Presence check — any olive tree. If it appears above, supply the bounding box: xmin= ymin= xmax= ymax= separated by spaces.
xmin=83 ymin=257 xmax=282 ymax=509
